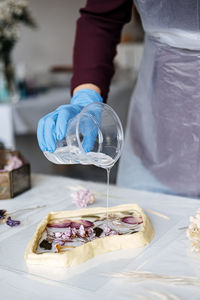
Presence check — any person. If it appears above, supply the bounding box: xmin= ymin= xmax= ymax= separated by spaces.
xmin=37 ymin=0 xmax=200 ymax=198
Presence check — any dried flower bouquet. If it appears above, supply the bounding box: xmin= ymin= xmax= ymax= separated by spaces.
xmin=0 ymin=0 xmax=36 ymax=94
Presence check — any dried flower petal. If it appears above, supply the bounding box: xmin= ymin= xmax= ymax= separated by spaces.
xmin=121 ymin=216 xmax=143 ymax=225
xmin=71 ymin=222 xmax=81 ymax=229
xmin=110 ymin=230 xmax=118 ymax=235
xmin=62 ymin=227 xmax=72 ymax=239
xmin=47 ymin=220 xmax=71 ymax=228
xmin=103 ymin=224 xmax=112 ymax=236
xmin=55 ymin=232 xmax=62 ymax=238
xmin=72 ymin=227 xmax=77 ymax=237
xmin=71 ymin=220 xmax=93 ymax=229
xmin=6 ymin=216 xmax=20 ymax=227
xmin=80 ymin=219 xmax=94 ymax=228
xmin=71 ymin=188 xmax=95 ymax=208
xmin=0 ymin=156 xmax=23 ymax=172
xmin=53 ymin=239 xmax=65 ymax=246
xmin=78 ymin=225 xmax=86 ymax=237
xmin=87 ymin=227 xmax=95 ymax=237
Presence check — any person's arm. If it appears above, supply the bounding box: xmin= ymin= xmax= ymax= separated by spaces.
xmin=71 ymin=0 xmax=133 ymax=100
xmin=37 ymin=1 xmax=132 ymax=153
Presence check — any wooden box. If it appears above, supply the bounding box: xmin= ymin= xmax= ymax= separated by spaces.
xmin=0 ymin=150 xmax=31 ymax=199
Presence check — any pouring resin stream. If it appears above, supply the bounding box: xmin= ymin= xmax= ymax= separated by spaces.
xmin=45 ymin=146 xmax=115 ymax=219
xmin=43 ymin=103 xmax=124 ymax=219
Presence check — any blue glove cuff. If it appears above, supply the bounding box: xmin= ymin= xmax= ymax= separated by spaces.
xmin=71 ymin=89 xmax=103 ymax=107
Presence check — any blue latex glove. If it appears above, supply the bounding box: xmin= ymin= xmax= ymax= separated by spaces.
xmin=37 ymin=89 xmax=103 ymax=153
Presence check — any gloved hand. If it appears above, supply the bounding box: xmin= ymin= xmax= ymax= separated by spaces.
xmin=37 ymin=89 xmax=103 ymax=153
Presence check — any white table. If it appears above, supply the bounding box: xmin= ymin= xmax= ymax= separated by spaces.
xmin=0 ymin=174 xmax=199 ymax=300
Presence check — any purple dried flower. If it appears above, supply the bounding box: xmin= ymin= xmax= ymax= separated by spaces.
xmin=121 ymin=216 xmax=143 ymax=225
xmin=6 ymin=216 xmax=20 ymax=227
xmin=71 ymin=188 xmax=95 ymax=208
xmin=71 ymin=222 xmax=81 ymax=229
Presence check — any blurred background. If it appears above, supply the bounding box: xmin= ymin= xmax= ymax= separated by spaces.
xmin=0 ymin=0 xmax=144 ymax=184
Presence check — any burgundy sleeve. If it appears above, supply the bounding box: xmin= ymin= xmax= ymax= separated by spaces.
xmin=71 ymin=0 xmax=133 ymax=100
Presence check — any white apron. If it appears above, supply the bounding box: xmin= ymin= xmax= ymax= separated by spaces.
xmin=117 ymin=0 xmax=200 ymax=197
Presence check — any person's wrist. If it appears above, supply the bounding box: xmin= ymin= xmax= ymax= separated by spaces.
xmin=73 ymin=83 xmax=101 ymax=95
xmin=71 ymin=88 xmax=103 ymax=107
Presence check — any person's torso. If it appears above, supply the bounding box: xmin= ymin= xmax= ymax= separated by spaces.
xmin=120 ymin=0 xmax=200 ymax=196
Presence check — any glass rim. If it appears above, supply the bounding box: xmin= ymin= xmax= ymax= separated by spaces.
xmin=76 ymin=102 xmax=124 ymax=162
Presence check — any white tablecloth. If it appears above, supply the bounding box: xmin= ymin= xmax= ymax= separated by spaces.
xmin=0 ymin=174 xmax=199 ymax=300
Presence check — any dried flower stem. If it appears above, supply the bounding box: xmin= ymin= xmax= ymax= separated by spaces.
xmin=10 ymin=205 xmax=46 ymax=215
xmin=146 ymin=209 xmax=169 ymax=220
xmin=109 ymin=271 xmax=200 ymax=287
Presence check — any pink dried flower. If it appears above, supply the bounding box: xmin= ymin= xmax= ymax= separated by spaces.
xmin=71 ymin=188 xmax=95 ymax=208
xmin=87 ymin=227 xmax=95 ymax=239
xmin=62 ymin=228 xmax=72 ymax=239
xmin=87 ymin=227 xmax=94 ymax=236
xmin=110 ymin=230 xmax=118 ymax=235
xmin=78 ymin=224 xmax=86 ymax=237
xmin=54 ymin=239 xmax=65 ymax=246
xmin=0 ymin=156 xmax=23 ymax=172
xmin=55 ymin=232 xmax=62 ymax=238
xmin=72 ymin=227 xmax=77 ymax=237
xmin=103 ymin=224 xmax=112 ymax=236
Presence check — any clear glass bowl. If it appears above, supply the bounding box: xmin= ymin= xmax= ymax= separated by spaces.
xmin=44 ymin=103 xmax=124 ymax=169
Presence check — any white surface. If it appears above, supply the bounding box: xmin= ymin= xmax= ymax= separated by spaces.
xmin=0 ymin=173 xmax=200 ymax=299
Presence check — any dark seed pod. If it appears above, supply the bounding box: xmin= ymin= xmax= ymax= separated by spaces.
xmin=39 ymin=239 xmax=52 ymax=250
xmin=93 ymin=227 xmax=103 ymax=237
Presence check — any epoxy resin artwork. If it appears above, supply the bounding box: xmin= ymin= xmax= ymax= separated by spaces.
xmin=25 ymin=204 xmax=154 ymax=267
